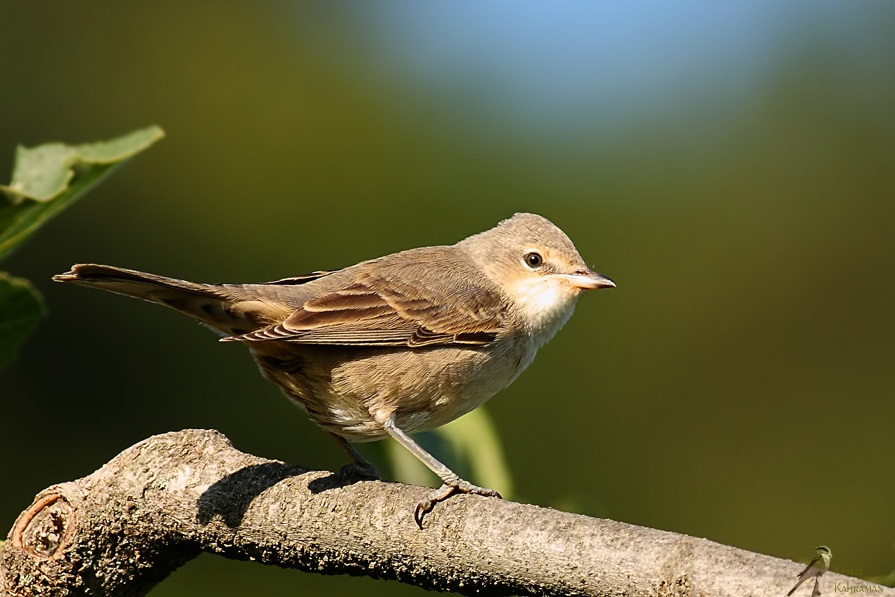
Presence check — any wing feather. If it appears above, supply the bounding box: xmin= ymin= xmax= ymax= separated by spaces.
xmin=225 ymin=252 xmax=508 ymax=347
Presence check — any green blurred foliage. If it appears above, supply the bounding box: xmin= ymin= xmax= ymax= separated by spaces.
xmin=0 ymin=274 xmax=44 ymax=370
xmin=1 ymin=2 xmax=893 ymax=594
xmin=387 ymin=408 xmax=514 ymax=500
xmin=0 ymin=127 xmax=163 ymax=368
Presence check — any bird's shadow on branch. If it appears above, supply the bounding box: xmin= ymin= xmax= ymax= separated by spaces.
xmin=196 ymin=463 xmax=309 ymax=528
xmin=196 ymin=463 xmax=370 ymax=528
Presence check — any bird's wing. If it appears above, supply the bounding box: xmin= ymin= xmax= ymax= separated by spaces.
xmin=788 ymin=553 xmax=822 ymax=595
xmin=266 ymin=271 xmax=334 ymax=285
xmin=797 ymin=554 xmax=822 ymax=579
xmin=225 ymin=258 xmax=508 ymax=347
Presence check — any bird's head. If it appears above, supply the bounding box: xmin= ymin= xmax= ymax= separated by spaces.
xmin=459 ymin=213 xmax=614 ymax=341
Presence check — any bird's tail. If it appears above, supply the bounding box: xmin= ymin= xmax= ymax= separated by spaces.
xmin=53 ymin=263 xmax=288 ymax=336
xmin=787 ymin=577 xmax=805 ymax=596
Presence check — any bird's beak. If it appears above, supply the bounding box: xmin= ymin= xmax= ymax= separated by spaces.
xmin=556 ymin=270 xmax=616 ymax=290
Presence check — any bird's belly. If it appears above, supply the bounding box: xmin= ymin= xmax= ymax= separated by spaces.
xmin=252 ymin=339 xmax=534 ymax=442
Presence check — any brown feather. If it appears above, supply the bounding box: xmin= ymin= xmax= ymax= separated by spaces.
xmin=225 ymin=247 xmax=508 ymax=348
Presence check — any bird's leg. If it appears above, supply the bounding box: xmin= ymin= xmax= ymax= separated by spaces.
xmin=373 ymin=412 xmax=501 ymax=527
xmin=328 ymin=432 xmax=380 ymax=481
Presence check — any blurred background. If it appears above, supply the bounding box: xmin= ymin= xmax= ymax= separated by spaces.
xmin=2 ymin=1 xmax=893 ymax=593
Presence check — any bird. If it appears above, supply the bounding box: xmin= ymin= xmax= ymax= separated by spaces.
xmin=53 ymin=212 xmax=615 ymax=526
xmin=788 ymin=546 xmax=832 ymax=596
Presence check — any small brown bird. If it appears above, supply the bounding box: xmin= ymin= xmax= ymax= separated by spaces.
xmin=54 ymin=213 xmax=614 ymax=525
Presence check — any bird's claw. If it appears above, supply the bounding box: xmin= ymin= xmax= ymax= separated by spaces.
xmin=338 ymin=461 xmax=380 ymax=483
xmin=413 ymin=481 xmax=502 ymax=529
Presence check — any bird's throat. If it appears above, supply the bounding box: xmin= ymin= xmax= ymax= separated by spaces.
xmin=508 ymin=277 xmax=579 ymax=344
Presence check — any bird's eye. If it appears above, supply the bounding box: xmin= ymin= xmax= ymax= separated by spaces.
xmin=523 ymin=252 xmax=543 ymax=268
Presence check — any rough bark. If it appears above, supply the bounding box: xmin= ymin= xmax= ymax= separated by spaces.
xmin=0 ymin=430 xmax=888 ymax=596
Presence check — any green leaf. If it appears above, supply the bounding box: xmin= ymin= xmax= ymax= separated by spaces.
xmin=385 ymin=406 xmax=515 ymax=499
xmin=0 ymin=126 xmax=164 ymax=261
xmin=0 ymin=273 xmax=45 ymax=370
xmin=0 ymin=126 xmax=164 ymax=204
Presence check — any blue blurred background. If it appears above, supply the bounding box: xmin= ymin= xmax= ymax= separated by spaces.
xmin=2 ymin=1 xmax=893 ymax=593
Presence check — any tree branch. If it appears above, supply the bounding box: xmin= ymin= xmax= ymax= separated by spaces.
xmin=0 ymin=430 xmax=886 ymax=596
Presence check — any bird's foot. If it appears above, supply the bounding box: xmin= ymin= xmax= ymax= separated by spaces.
xmin=414 ymin=481 xmax=502 ymax=528
xmin=338 ymin=460 xmax=380 ymax=483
